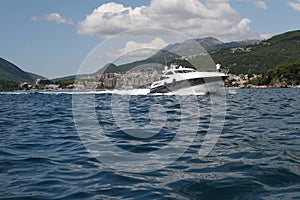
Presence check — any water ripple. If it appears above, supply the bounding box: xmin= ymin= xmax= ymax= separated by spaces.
xmin=0 ymin=89 xmax=299 ymax=199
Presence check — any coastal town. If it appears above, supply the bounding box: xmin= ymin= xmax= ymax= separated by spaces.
xmin=17 ymin=67 xmax=297 ymax=91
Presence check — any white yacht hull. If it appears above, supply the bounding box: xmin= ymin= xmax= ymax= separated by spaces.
xmin=149 ymin=67 xmax=228 ymax=95
xmin=160 ymin=81 xmax=224 ymax=95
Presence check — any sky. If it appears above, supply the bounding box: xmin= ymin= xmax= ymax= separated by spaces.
xmin=0 ymin=0 xmax=299 ymax=79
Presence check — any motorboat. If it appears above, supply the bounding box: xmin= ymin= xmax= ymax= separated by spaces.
xmin=149 ymin=66 xmax=228 ymax=95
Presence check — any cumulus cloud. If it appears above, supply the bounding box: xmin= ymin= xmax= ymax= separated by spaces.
xmin=119 ymin=37 xmax=168 ymax=55
xmin=103 ymin=37 xmax=169 ymax=64
xmin=259 ymin=33 xmax=273 ymax=40
xmin=31 ymin=13 xmax=74 ymax=24
xmin=77 ymin=3 xmax=149 ymax=37
xmin=236 ymin=0 xmax=268 ymax=10
xmin=77 ymin=0 xmax=262 ymax=41
xmin=287 ymin=0 xmax=300 ymax=11
xmin=253 ymin=0 xmax=268 ymax=10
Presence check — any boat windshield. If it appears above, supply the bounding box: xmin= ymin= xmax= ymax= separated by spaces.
xmin=164 ymin=69 xmax=197 ymax=75
xmin=183 ymin=69 xmax=196 ymax=73
xmin=165 ymin=71 xmax=174 ymax=75
xmin=174 ymin=69 xmax=196 ymax=73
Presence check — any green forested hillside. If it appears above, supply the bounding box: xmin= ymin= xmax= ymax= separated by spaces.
xmin=248 ymin=60 xmax=300 ymax=87
xmin=0 ymin=57 xmax=48 ymax=91
xmin=0 ymin=80 xmax=20 ymax=91
xmin=0 ymin=57 xmax=34 ymax=82
xmin=53 ymin=30 xmax=300 ymax=82
xmin=111 ymin=30 xmax=300 ymax=75
xmin=211 ymin=30 xmax=300 ymax=74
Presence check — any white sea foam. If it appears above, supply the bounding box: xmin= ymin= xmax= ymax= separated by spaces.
xmin=226 ymin=88 xmax=238 ymax=95
xmin=1 ymin=88 xmax=226 ymax=96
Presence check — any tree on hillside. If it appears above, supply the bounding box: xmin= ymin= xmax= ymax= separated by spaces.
xmin=274 ymin=60 xmax=300 ymax=86
xmin=247 ymin=60 xmax=300 ymax=87
xmin=0 ymin=80 xmax=19 ymax=91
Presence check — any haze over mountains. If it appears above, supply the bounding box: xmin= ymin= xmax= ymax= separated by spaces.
xmin=0 ymin=30 xmax=299 ymax=83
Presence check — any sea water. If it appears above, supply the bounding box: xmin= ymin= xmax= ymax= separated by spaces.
xmin=0 ymin=88 xmax=299 ymax=199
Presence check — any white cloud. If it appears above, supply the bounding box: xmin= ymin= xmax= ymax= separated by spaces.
xmin=102 ymin=37 xmax=169 ymax=64
xmin=31 ymin=13 xmax=74 ymax=24
xmin=119 ymin=37 xmax=168 ymax=55
xmin=77 ymin=3 xmax=149 ymax=38
xmin=235 ymin=0 xmax=268 ymax=10
xmin=287 ymin=0 xmax=300 ymax=11
xmin=259 ymin=33 xmax=273 ymax=40
xmin=77 ymin=0 xmax=263 ymax=41
xmin=253 ymin=0 xmax=268 ymax=10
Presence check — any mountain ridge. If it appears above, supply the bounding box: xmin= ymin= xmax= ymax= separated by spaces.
xmin=1 ymin=30 xmax=299 ymax=83
xmin=51 ymin=36 xmax=274 ymax=81
xmin=96 ymin=36 xmax=258 ymax=75
xmin=211 ymin=30 xmax=300 ymax=74
xmin=0 ymin=57 xmax=46 ymax=82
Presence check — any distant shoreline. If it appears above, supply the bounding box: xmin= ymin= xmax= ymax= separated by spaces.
xmin=0 ymin=86 xmax=297 ymax=94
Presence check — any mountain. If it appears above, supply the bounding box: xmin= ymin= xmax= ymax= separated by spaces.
xmin=26 ymin=72 xmax=47 ymax=81
xmin=161 ymin=37 xmax=223 ymax=55
xmin=95 ymin=63 xmax=120 ymax=74
xmin=0 ymin=57 xmax=33 ymax=82
xmin=106 ymin=37 xmax=261 ymax=73
xmin=214 ymin=39 xmax=259 ymax=50
xmin=0 ymin=57 xmax=45 ymax=82
xmin=210 ymin=30 xmax=300 ymax=74
xmin=54 ymin=30 xmax=300 ymax=81
xmin=99 ymin=37 xmax=256 ymax=74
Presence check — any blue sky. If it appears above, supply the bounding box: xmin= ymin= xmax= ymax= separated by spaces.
xmin=0 ymin=0 xmax=299 ymax=78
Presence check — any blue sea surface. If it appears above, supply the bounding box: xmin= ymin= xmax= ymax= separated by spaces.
xmin=0 ymin=89 xmax=300 ymax=199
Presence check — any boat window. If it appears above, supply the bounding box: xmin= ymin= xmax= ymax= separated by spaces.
xmin=175 ymin=70 xmax=184 ymax=73
xmin=160 ymin=76 xmax=169 ymax=80
xmin=165 ymin=71 xmax=174 ymax=75
xmin=183 ymin=70 xmax=196 ymax=73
